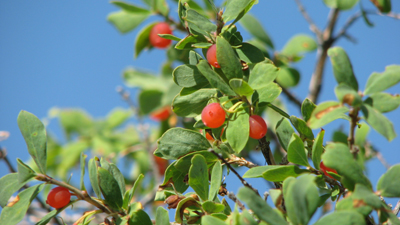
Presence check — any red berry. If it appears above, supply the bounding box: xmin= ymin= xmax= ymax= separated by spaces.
xmin=201 ymin=128 xmax=224 ymax=141
xmin=149 ymin=22 xmax=172 ymax=49
xmin=320 ymin=161 xmax=338 ymax=179
xmin=201 ymin=103 xmax=225 ymax=128
xmin=154 ymin=155 xmax=169 ymax=176
xmin=46 ymin=186 xmax=71 ymax=209
xmin=206 ymin=44 xmax=220 ymax=68
xmin=249 ymin=115 xmax=268 ymax=139
xmin=150 ymin=106 xmax=171 ymax=121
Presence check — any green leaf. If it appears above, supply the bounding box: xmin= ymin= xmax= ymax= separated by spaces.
xmin=248 ymin=62 xmax=279 ymax=89
xmin=235 ymin=43 xmax=266 ymax=64
xmin=290 ymin=116 xmax=314 ymax=140
xmin=360 ymin=1 xmax=374 ymax=27
xmin=256 ymin=83 xmax=282 ymax=103
xmin=123 ymin=68 xmax=165 ymax=90
xmin=284 ymin=174 xmax=319 ymax=225
xmin=0 ymin=173 xmax=30 ymax=208
xmin=107 ymin=10 xmax=150 ymax=34
xmin=197 ymin=60 xmax=236 ymax=96
xmin=370 ymin=0 xmax=391 ymax=13
xmin=134 ymin=22 xmax=156 ymax=58
xmin=322 ymin=143 xmax=371 ymax=191
xmin=209 ymin=161 xmax=222 ymax=201
xmin=308 ymin=101 xmax=350 ymax=129
xmin=111 ymin=1 xmax=149 ymax=13
xmin=0 ymin=184 xmax=44 ymax=225
xmin=189 ymin=50 xmax=203 ymax=65
xmin=335 ymin=83 xmax=362 ymax=106
xmin=217 ymin=36 xmax=243 ymax=80
xmin=129 ymin=209 xmax=152 ymax=225
xmin=98 ymin=167 xmax=123 ymax=210
xmin=158 ymin=34 xmax=180 ymax=42
xmin=352 ymin=184 xmax=382 ymax=208
xmin=189 ymin=154 xmax=209 ymax=201
xmin=301 ymin=99 xmax=316 ymax=123
xmin=365 ymin=93 xmax=400 ymax=113
xmin=173 ymin=64 xmax=209 ymax=88
xmin=152 ymin=0 xmax=169 ymax=16
xmin=312 ymin=130 xmax=325 ymax=170
xmin=192 ymin=42 xmax=213 ymax=48
xmin=57 ymin=139 xmax=89 ymax=178
xmin=105 ymin=107 xmax=132 ymax=129
xmin=88 ymin=158 xmax=101 ymax=199
xmin=266 ymin=102 xmax=290 ymax=119
xmin=287 ymin=133 xmax=309 ymax=167
xmin=276 ymin=67 xmax=300 ymax=88
xmin=80 ymin=153 xmax=87 ymax=191
xmin=35 ymin=208 xmax=63 ymax=225
xmin=361 ymin=104 xmax=396 ymax=141
xmin=223 ymin=0 xmax=258 ymax=24
xmin=172 ymin=88 xmax=217 ymax=117
xmin=202 ymin=201 xmax=225 ymax=214
xmin=17 ymin=110 xmax=47 ymax=174
xmin=227 ymin=109 xmax=249 ymax=153
xmin=138 ymin=89 xmax=163 ymax=115
xmin=155 ymin=128 xmax=212 ymax=160
xmin=202 ymin=215 xmax=226 ymax=225
xmin=275 ymin=117 xmax=295 ymax=151
xmin=314 ymin=211 xmax=366 ymax=225
xmin=229 ymin=79 xmax=254 ymax=98
xmin=364 ymin=65 xmax=400 ymax=95
xmin=175 ymin=35 xmax=206 ymax=50
xmin=328 ymin=47 xmax=359 ymax=91
xmin=160 ymin=162 xmax=189 ymax=193
xmin=377 ymin=164 xmax=400 ymax=197
xmin=237 ymin=187 xmax=288 ymax=225
xmin=183 ymin=9 xmax=217 ymax=38
xmin=58 ymin=109 xmax=93 ymax=138
xmin=107 ymin=164 xmax=126 ymax=197
xmin=281 ymin=34 xmax=317 ymax=58
xmin=323 ymin=0 xmax=360 ymax=10
xmin=336 ymin=194 xmax=372 ymax=216
xmin=124 ymin=174 xmax=144 ymax=209
xmin=240 ymin=13 xmax=273 ymax=48
xmin=243 ymin=165 xmax=308 ymax=180
xmin=17 ymin=159 xmax=36 ymax=184
xmin=155 ymin=206 xmax=169 ymax=225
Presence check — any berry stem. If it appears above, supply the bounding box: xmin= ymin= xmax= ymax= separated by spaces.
xmin=35 ymin=174 xmax=120 ymax=216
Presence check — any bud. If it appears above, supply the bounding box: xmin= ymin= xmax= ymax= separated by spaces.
xmin=165 ymin=195 xmax=185 ymax=209
xmin=218 ymin=185 xmax=228 ymax=196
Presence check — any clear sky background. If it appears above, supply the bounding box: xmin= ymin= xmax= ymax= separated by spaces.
xmin=1 ymin=0 xmax=399 ymax=221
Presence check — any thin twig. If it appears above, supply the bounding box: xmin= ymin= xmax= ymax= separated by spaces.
xmin=281 ymin=86 xmax=302 ymax=108
xmin=226 ymin=155 xmax=258 ymax=168
xmin=209 ymin=149 xmax=260 ymax=196
xmin=293 ymin=0 xmax=322 ymax=38
xmin=393 ymin=200 xmax=400 ymax=216
xmin=307 ymin=8 xmax=339 ymax=103
xmin=258 ymin=137 xmax=276 ymax=166
xmin=227 ymin=192 xmax=246 ymax=211
xmin=348 ymin=108 xmax=360 ymax=158
xmin=0 ymin=148 xmax=63 ymax=225
xmin=375 ymin=152 xmax=391 ymax=170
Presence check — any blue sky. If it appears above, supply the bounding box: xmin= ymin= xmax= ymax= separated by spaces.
xmin=1 ymin=0 xmax=399 ymax=220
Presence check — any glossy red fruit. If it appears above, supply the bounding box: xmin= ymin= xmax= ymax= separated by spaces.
xmin=206 ymin=44 xmax=220 ymax=68
xmin=320 ymin=161 xmax=338 ymax=179
xmin=154 ymin=155 xmax=169 ymax=176
xmin=201 ymin=103 xmax=225 ymax=128
xmin=249 ymin=115 xmax=268 ymax=139
xmin=150 ymin=106 xmax=171 ymax=121
xmin=149 ymin=22 xmax=172 ymax=49
xmin=46 ymin=186 xmax=71 ymax=209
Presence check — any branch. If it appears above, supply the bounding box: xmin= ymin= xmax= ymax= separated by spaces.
xmin=293 ymin=0 xmax=322 ymax=38
xmin=209 ymin=149 xmax=260 ymax=196
xmin=226 ymin=155 xmax=258 ymax=168
xmin=393 ymin=200 xmax=400 ymax=216
xmin=348 ymin=108 xmax=360 ymax=158
xmin=258 ymin=137 xmax=276 ymax=166
xmin=307 ymin=8 xmax=340 ymax=103
xmin=227 ymin=192 xmax=246 ymax=211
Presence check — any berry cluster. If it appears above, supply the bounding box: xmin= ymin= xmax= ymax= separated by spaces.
xmin=201 ymin=103 xmax=268 ymax=140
